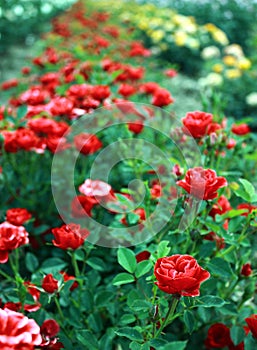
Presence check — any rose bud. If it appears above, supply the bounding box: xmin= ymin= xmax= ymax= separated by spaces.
xmin=241 ymin=263 xmax=252 ymax=277
xmin=41 ymin=319 xmax=60 ymax=338
xmin=205 ymin=323 xmax=232 ymax=349
xmin=136 ymin=250 xmax=151 ymax=263
xmin=231 ymin=123 xmax=250 ymax=135
xmin=154 ymin=254 xmax=210 ymax=297
xmin=42 ymin=274 xmax=59 ymax=293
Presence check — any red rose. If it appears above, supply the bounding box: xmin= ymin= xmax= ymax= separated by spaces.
xmin=20 ymin=86 xmax=48 ymax=105
xmin=15 ymin=128 xmax=39 ymax=151
xmin=182 ymin=111 xmax=213 ymax=138
xmin=6 ymin=208 xmax=32 ymax=226
xmin=136 ymin=250 xmax=151 ymax=263
xmin=176 ymin=167 xmax=227 ymax=200
xmin=127 ymin=120 xmax=144 ymax=134
xmin=1 ymin=79 xmax=18 ymax=90
xmin=41 ymin=319 xmax=60 ymax=338
xmin=74 ymin=133 xmax=102 ymax=155
xmin=2 ymin=131 xmax=18 ymax=153
xmin=154 ymin=254 xmax=210 ymax=296
xmin=0 ymin=308 xmax=42 ymax=349
xmin=245 ymin=314 xmax=257 ymax=339
xmin=203 ymin=232 xmax=225 ymax=250
xmin=209 ymin=195 xmax=232 ymax=218
xmin=241 ymin=263 xmax=252 ymax=277
xmin=237 ymin=203 xmax=257 ymax=216
xmin=0 ymin=222 xmax=29 ymax=263
xmin=52 ymin=223 xmax=89 ymax=250
xmin=139 ymin=82 xmax=159 ymax=94
xmin=49 ymin=97 xmax=74 ymax=116
xmin=118 ymin=83 xmax=137 ymax=98
xmin=60 ymin=271 xmax=79 ymax=291
xmin=91 ymin=85 xmax=111 ymax=101
xmin=205 ymin=323 xmax=232 ymax=349
xmin=226 ymin=138 xmax=236 ymax=149
xmin=151 ymin=88 xmax=174 ymax=107
xmin=231 ymin=123 xmax=250 ymax=135
xmin=42 ymin=274 xmax=59 ymax=293
xmin=165 ymin=69 xmax=177 ymax=78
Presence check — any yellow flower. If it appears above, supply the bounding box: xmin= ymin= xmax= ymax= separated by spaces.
xmin=187 ymin=38 xmax=200 ymax=49
xmin=223 ymin=55 xmax=237 ymax=66
xmin=212 ymin=29 xmax=229 ymax=45
xmin=212 ymin=64 xmax=223 ymax=73
xmin=225 ymin=69 xmax=242 ymax=79
xmin=204 ymin=23 xmax=216 ymax=32
xmin=174 ymin=31 xmax=187 ymax=46
xmin=237 ymin=58 xmax=251 ymax=70
xmin=151 ymin=29 xmax=165 ymax=42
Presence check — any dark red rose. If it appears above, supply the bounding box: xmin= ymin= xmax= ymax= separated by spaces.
xmin=0 ymin=222 xmax=29 ymax=263
xmin=42 ymin=274 xmax=59 ymax=293
xmin=231 ymin=123 xmax=250 ymax=135
xmin=6 ymin=208 xmax=32 ymax=226
xmin=41 ymin=319 xmax=60 ymax=338
xmin=209 ymin=195 xmax=232 ymax=218
xmin=52 ymin=223 xmax=89 ymax=250
xmin=205 ymin=323 xmax=232 ymax=349
xmin=151 ymin=88 xmax=174 ymax=107
xmin=241 ymin=263 xmax=252 ymax=277
xmin=136 ymin=250 xmax=151 ymax=263
xmin=245 ymin=315 xmax=257 ymax=339
xmin=176 ymin=167 xmax=227 ymax=200
xmin=0 ymin=308 xmax=42 ymax=349
xmin=182 ymin=111 xmax=213 ymax=138
xmin=154 ymin=254 xmax=210 ymax=296
xmin=74 ymin=133 xmax=102 ymax=155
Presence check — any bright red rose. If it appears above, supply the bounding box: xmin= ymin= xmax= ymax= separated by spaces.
xmin=52 ymin=223 xmax=89 ymax=250
xmin=139 ymin=82 xmax=159 ymax=94
xmin=176 ymin=167 xmax=227 ymax=200
xmin=74 ymin=133 xmax=102 ymax=155
xmin=245 ymin=315 xmax=257 ymax=339
xmin=0 ymin=222 xmax=29 ymax=263
xmin=241 ymin=263 xmax=252 ymax=277
xmin=209 ymin=195 xmax=232 ymax=218
xmin=6 ymin=208 xmax=32 ymax=226
xmin=28 ymin=118 xmax=69 ymax=137
xmin=127 ymin=120 xmax=144 ymax=134
xmin=182 ymin=111 xmax=213 ymax=138
xmin=71 ymin=195 xmax=97 ymax=217
xmin=15 ymin=128 xmax=40 ymax=151
xmin=118 ymin=83 xmax=137 ymax=98
xmin=48 ymin=97 xmax=74 ymax=116
xmin=0 ymin=308 xmax=42 ymax=349
xmin=41 ymin=319 xmax=60 ymax=338
xmin=1 ymin=131 xmax=18 ymax=153
xmin=91 ymin=85 xmax=111 ymax=101
xmin=20 ymin=86 xmax=48 ymax=105
xmin=205 ymin=323 xmax=232 ymax=349
xmin=154 ymin=254 xmax=210 ymax=296
xmin=151 ymin=88 xmax=174 ymax=107
xmin=42 ymin=274 xmax=59 ymax=293
xmin=231 ymin=123 xmax=250 ymax=135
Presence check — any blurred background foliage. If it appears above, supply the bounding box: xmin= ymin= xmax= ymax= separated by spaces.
xmin=0 ymin=0 xmax=76 ymax=53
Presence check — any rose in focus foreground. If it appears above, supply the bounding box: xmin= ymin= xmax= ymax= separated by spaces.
xmin=154 ymin=254 xmax=210 ymax=296
xmin=176 ymin=167 xmax=227 ymax=200
xmin=0 ymin=308 xmax=42 ymax=349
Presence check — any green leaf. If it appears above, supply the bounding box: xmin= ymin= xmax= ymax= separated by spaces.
xmin=207 ymin=257 xmax=234 ymax=279
xmin=184 ymin=310 xmax=195 ymax=334
xmin=116 ymin=327 xmax=143 ymax=341
xmin=157 ymin=240 xmax=171 ymax=258
xmin=239 ymin=179 xmax=256 ymax=202
xmin=87 ymin=257 xmax=106 ymax=271
xmin=40 ymin=258 xmax=67 ymax=274
xmin=159 ymin=341 xmax=188 ymax=350
xmin=75 ymin=330 xmax=99 ymax=349
xmin=231 ymin=325 xmax=245 ymax=346
xmin=25 ymin=252 xmax=39 ymax=273
xmin=197 ymin=295 xmax=226 ymax=308
xmin=120 ymin=314 xmax=136 ymax=325
xmin=113 ymin=273 xmax=135 ymax=286
xmin=244 ymin=333 xmax=257 ymax=350
xmin=94 ymin=291 xmax=113 ymax=307
xmin=135 ymin=260 xmax=152 ymax=278
xmin=118 ymin=247 xmax=137 ymax=273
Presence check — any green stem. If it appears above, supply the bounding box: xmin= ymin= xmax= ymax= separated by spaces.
xmin=72 ymin=251 xmax=80 ymax=278
xmin=55 ymin=297 xmax=65 ymax=322
xmin=155 ymin=296 xmax=180 ymax=338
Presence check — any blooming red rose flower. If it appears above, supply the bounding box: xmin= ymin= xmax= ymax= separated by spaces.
xmin=176 ymin=167 xmax=227 ymax=200
xmin=151 ymin=88 xmax=174 ymax=107
xmin=15 ymin=128 xmax=40 ymax=151
xmin=136 ymin=250 xmax=151 ymax=263
xmin=0 ymin=308 xmax=42 ymax=349
xmin=127 ymin=120 xmax=144 ymax=134
xmin=28 ymin=118 xmax=69 ymax=137
xmin=139 ymin=82 xmax=160 ymax=94
xmin=209 ymin=195 xmax=232 ymax=218
xmin=0 ymin=222 xmax=29 ymax=263
xmin=205 ymin=323 xmax=232 ymax=349
xmin=245 ymin=315 xmax=257 ymax=339
xmin=42 ymin=274 xmax=59 ymax=293
xmin=154 ymin=254 xmax=210 ymax=296
xmin=241 ymin=263 xmax=252 ymax=277
xmin=6 ymin=208 xmax=32 ymax=226
xmin=71 ymin=195 xmax=97 ymax=217
xmin=41 ymin=319 xmax=60 ymax=338
xmin=182 ymin=111 xmax=213 ymax=138
xmin=20 ymin=86 xmax=48 ymax=105
xmin=118 ymin=83 xmax=137 ymax=98
xmin=48 ymin=97 xmax=74 ymax=116
xmin=74 ymin=133 xmax=102 ymax=155
xmin=52 ymin=223 xmax=89 ymax=250
xmin=231 ymin=123 xmax=250 ymax=135
xmin=91 ymin=85 xmax=111 ymax=101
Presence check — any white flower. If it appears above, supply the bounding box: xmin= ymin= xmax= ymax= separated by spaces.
xmin=201 ymin=46 xmax=220 ymax=60
xmin=246 ymin=92 xmax=257 ymax=106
